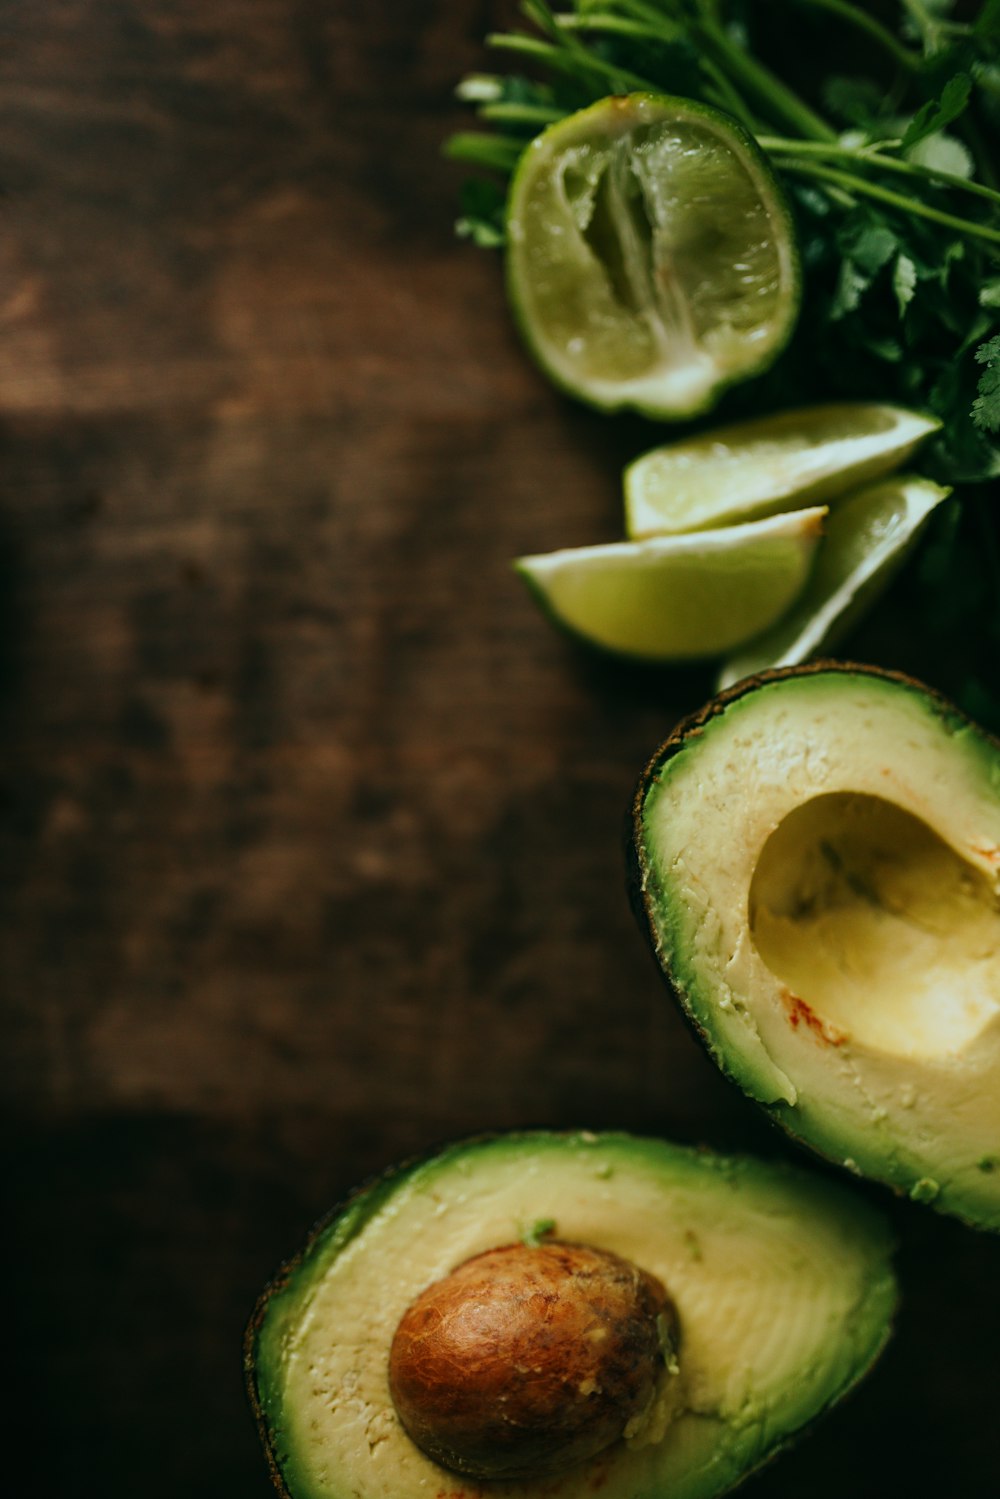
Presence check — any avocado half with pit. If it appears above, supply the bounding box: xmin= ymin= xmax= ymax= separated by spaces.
xmin=632 ymin=663 xmax=1000 ymax=1232
xmin=246 ymin=1130 xmax=896 ymax=1499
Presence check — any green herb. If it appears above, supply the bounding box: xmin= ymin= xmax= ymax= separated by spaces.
xmin=973 ymin=333 xmax=1000 ymax=428
xmin=521 ymin=1216 xmax=557 ymax=1246
xmin=450 ymin=0 xmax=1000 ymax=731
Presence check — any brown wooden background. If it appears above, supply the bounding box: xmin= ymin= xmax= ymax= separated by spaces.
xmin=1 ymin=4 xmax=996 ymax=1496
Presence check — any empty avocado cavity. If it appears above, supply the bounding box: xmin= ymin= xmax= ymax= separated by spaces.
xmin=749 ymin=791 xmax=1000 ymax=1061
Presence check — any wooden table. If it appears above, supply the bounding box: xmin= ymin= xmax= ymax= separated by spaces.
xmin=1 ymin=4 xmax=996 ymax=1495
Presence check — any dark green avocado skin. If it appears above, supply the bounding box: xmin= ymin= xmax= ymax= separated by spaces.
xmin=244 ymin=1147 xmax=430 ymax=1499
xmin=628 ymin=660 xmax=1000 ymax=1234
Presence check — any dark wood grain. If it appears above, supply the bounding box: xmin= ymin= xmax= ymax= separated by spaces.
xmin=0 ymin=4 xmax=997 ymax=1497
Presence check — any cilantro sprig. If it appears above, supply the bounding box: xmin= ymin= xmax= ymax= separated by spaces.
xmin=449 ymin=1 xmax=1000 ymax=470
xmin=449 ymin=0 xmax=1000 ymax=729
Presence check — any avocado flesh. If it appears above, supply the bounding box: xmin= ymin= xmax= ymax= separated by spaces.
xmin=247 ymin=1131 xmax=897 ymax=1499
xmin=635 ymin=666 xmax=1000 ymax=1231
xmin=751 ymin=792 xmax=1000 ymax=1060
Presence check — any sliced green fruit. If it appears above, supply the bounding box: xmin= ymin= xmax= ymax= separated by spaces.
xmin=516 ymin=507 xmax=825 ymax=662
xmin=505 ymin=93 xmax=800 ymax=418
xmin=624 ymin=403 xmax=942 ymax=539
xmin=718 ymin=474 xmax=952 ymax=688
xmin=632 ymin=664 xmax=1000 ymax=1232
xmin=246 ymin=1129 xmax=898 ymax=1499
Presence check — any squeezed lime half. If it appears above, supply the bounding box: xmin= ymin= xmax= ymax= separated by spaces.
xmin=516 ymin=507 xmax=825 ymax=662
xmin=505 ymin=93 xmax=800 ymax=418
xmin=625 ymin=403 xmax=942 ymax=538
xmin=718 ymin=475 xmax=951 ymax=687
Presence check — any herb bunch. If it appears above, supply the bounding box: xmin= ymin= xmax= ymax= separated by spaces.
xmin=450 ymin=0 xmax=1000 ymax=726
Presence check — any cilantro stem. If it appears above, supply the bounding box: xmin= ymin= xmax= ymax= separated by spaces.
xmin=611 ymin=0 xmax=687 ymax=30
xmin=521 ymin=0 xmax=559 ymax=31
xmin=561 ymin=4 xmax=762 ymax=130
xmin=487 ymin=31 xmax=662 ymax=94
xmin=774 ymin=157 xmax=1000 ymax=249
xmin=523 ymin=0 xmax=618 ymax=73
xmin=554 ymin=12 xmax=683 ymax=45
xmin=784 ymin=0 xmax=920 ymax=72
xmin=445 ymin=131 xmax=525 ymax=173
xmin=760 ymin=137 xmax=1000 ymax=213
xmin=897 ymin=0 xmax=947 ymax=55
xmin=512 ymin=0 xmax=837 ymax=142
xmin=609 ymin=0 xmax=837 ymax=141
xmin=700 ymin=60 xmax=763 ymax=133
xmin=481 ymin=102 xmax=567 ymax=126
xmin=692 ymin=13 xmax=838 ymax=141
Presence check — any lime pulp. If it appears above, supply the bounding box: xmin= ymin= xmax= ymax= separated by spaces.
xmin=505 ymin=93 xmax=801 ymax=418
xmin=625 ymin=403 xmax=942 ymax=539
xmin=718 ymin=475 xmax=952 ymax=687
xmin=516 ymin=507 xmax=826 ymax=662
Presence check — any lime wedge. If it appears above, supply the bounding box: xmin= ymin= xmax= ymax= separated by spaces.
xmin=516 ymin=508 xmax=826 ymax=663
xmin=505 ymin=93 xmax=800 ymax=418
xmin=625 ymin=403 xmax=941 ymax=539
xmin=718 ymin=475 xmax=952 ymax=688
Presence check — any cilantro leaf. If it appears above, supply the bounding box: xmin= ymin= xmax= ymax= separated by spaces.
xmin=894 ymin=254 xmax=918 ymax=316
xmin=901 ymin=73 xmax=972 ymax=151
xmin=829 ymin=259 xmax=869 ymax=321
xmin=840 ymin=221 xmax=899 ymax=276
xmin=972 ymin=336 xmax=1000 ymax=432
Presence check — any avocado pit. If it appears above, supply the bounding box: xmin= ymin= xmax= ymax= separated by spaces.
xmin=749 ymin=790 xmax=1000 ymax=1060
xmin=387 ymin=1239 xmax=678 ymax=1480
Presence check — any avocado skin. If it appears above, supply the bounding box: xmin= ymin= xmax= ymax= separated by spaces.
xmin=244 ymin=1158 xmax=406 ymax=1499
xmin=246 ymin=1128 xmax=898 ymax=1499
xmin=628 ymin=661 xmax=1000 ymax=1233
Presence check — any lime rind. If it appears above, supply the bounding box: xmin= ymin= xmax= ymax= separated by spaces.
xmin=717 ymin=475 xmax=952 ymax=688
xmin=624 ymin=403 xmax=942 ymax=539
xmin=505 ymin=93 xmax=801 ymax=419
xmin=516 ymin=507 xmax=826 ymax=663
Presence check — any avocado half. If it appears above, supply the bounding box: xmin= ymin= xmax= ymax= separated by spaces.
xmin=246 ymin=1130 xmax=896 ymax=1499
xmin=632 ymin=663 xmax=1000 ymax=1232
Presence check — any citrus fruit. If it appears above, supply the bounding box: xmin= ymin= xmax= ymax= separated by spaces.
xmin=505 ymin=93 xmax=800 ymax=418
xmin=516 ymin=507 xmax=825 ymax=662
xmin=718 ymin=475 xmax=951 ymax=687
xmin=625 ymin=403 xmax=941 ymax=538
